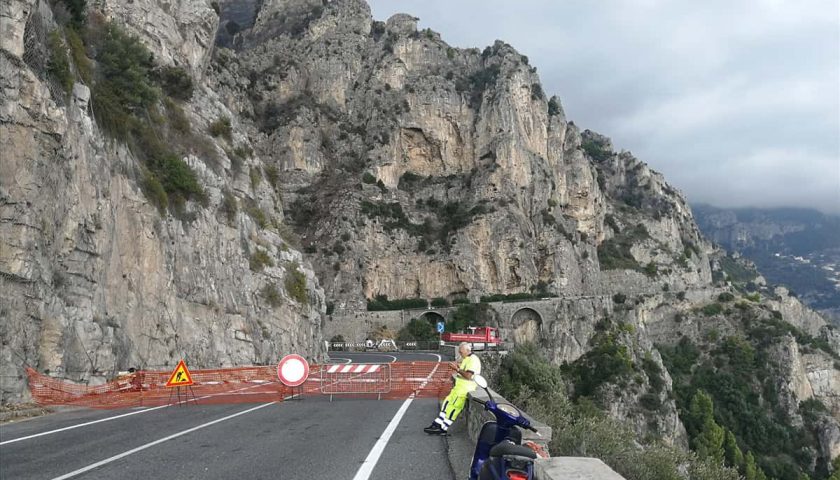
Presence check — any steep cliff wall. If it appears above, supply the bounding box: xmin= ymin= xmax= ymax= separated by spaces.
xmin=0 ymin=0 xmax=325 ymax=402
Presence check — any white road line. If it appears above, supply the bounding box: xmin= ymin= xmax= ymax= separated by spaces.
xmin=0 ymin=405 xmax=169 ymax=446
xmin=49 ymin=402 xmax=278 ymax=480
xmin=351 ymin=354 xmax=441 ymax=480
xmin=351 ymin=397 xmax=413 ymax=480
xmin=326 ymin=357 xmax=353 ymax=364
xmin=0 ymin=382 xmax=265 ymax=446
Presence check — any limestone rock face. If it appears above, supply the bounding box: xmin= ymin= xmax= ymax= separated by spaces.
xmin=217 ymin=0 xmax=714 ymax=311
xmin=100 ymin=0 xmax=219 ymax=78
xmin=0 ymin=0 xmax=35 ymax=58
xmin=0 ymin=0 xmax=324 ymax=402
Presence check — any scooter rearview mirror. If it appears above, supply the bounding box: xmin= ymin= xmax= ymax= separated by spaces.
xmin=474 ymin=374 xmax=488 ymax=389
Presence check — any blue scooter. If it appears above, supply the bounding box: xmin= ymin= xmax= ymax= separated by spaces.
xmin=469 ymin=375 xmax=540 ymax=480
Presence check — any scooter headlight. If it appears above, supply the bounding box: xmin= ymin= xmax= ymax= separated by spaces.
xmin=496 ymin=403 xmax=520 ymax=417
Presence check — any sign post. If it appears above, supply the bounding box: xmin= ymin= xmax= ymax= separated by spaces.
xmin=436 ymin=321 xmax=445 ymax=350
xmin=277 ymin=354 xmax=310 ymax=399
xmin=165 ymin=359 xmax=196 ymax=406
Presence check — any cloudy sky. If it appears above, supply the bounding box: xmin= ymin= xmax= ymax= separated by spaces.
xmin=368 ymin=0 xmax=840 ymax=214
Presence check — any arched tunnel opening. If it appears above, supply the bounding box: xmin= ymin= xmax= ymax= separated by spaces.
xmin=510 ymin=308 xmax=543 ymax=344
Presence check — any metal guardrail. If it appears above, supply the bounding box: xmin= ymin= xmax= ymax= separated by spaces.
xmin=327 ymin=341 xmax=441 ymax=351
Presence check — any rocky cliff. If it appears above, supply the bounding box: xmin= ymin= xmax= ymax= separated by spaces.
xmin=1 ymin=0 xmax=326 ymax=402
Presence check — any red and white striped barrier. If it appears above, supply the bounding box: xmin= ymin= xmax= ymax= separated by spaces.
xmin=325 ymin=364 xmax=382 ymax=374
xmin=320 ymin=364 xmax=391 ymax=399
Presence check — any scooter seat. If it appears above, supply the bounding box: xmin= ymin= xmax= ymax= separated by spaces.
xmin=489 ymin=442 xmax=537 ymax=459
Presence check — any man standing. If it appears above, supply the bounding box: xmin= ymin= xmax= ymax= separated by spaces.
xmin=424 ymin=342 xmax=482 ymax=435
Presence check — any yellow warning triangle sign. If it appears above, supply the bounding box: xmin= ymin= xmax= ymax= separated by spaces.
xmin=165 ymin=359 xmax=194 ymax=387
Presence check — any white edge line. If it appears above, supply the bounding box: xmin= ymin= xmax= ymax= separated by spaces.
xmin=351 ymin=355 xmax=441 ymax=480
xmin=49 ymin=401 xmax=278 ymax=480
xmin=351 ymin=397 xmax=414 ymax=480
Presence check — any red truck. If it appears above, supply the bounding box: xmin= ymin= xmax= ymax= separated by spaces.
xmin=441 ymin=326 xmax=501 ymax=350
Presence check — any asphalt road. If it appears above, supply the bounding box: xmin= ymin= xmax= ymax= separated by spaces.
xmin=0 ymin=352 xmax=454 ymax=480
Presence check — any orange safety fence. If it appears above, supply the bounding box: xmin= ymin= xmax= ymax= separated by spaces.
xmin=25 ymin=362 xmax=455 ymax=409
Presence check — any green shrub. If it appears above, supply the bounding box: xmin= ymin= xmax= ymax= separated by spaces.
xmin=284 ymin=262 xmax=308 ymax=304
xmin=366 ymin=295 xmax=428 ymax=311
xmin=718 ymin=292 xmax=736 ymax=302
xmin=701 ymin=303 xmax=724 ymax=316
xmin=547 ymin=96 xmax=562 ymax=116
xmin=564 ymin=330 xmax=634 ymax=401
xmin=95 ymin=24 xmax=159 ymax=111
xmin=598 ymin=225 xmax=649 ymax=271
xmin=613 ymin=293 xmax=627 ymax=304
xmin=219 ymin=189 xmax=237 ymax=223
xmin=644 ymin=262 xmax=658 ymax=277
xmin=141 ymin=169 xmax=168 ymax=214
xmin=245 ymin=203 xmax=268 ymax=229
xmin=208 ymin=116 xmax=232 ymax=142
xmin=452 ymin=297 xmax=470 ymax=305
xmin=164 ymin=97 xmax=191 ymax=134
xmin=497 ymin=343 xmax=564 ymax=399
xmin=249 ymin=249 xmax=273 ymax=271
xmin=362 ymin=172 xmax=377 ymax=184
xmin=326 ymin=302 xmax=335 ymax=315
xmin=582 ymin=138 xmax=612 ymax=162
xmin=264 ymin=165 xmax=280 ymax=189
xmin=431 ymin=297 xmax=449 ymax=307
xmin=530 ymin=83 xmax=545 ymax=101
xmin=397 ymin=318 xmax=438 ymax=341
xmin=249 ymin=166 xmax=262 ymax=190
xmin=156 ymin=66 xmax=193 ymax=100
xmin=480 ymin=292 xmax=555 ymax=303
xmin=47 ymin=31 xmax=73 ymax=96
xmin=65 ymin=27 xmax=91 ymax=84
xmin=60 ymin=0 xmax=87 ymax=28
xmin=157 ymin=153 xmax=203 ymax=201
xmin=260 ymin=283 xmax=283 ymax=307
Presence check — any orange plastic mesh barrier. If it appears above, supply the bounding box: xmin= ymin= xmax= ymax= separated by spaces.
xmin=26 ymin=362 xmax=455 ymax=409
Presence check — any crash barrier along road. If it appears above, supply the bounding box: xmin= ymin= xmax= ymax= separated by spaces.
xmin=24 ymin=361 xmax=454 ymax=409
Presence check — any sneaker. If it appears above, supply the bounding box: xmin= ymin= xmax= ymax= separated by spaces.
xmin=424 ymin=423 xmax=444 ymax=435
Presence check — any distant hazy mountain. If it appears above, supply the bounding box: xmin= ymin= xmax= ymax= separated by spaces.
xmin=693 ymin=204 xmax=840 ymax=320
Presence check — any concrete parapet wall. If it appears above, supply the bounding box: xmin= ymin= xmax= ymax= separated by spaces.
xmin=535 ymin=457 xmax=626 ymax=480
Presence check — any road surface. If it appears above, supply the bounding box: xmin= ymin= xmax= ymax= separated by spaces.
xmin=0 ymin=352 xmax=455 ymax=480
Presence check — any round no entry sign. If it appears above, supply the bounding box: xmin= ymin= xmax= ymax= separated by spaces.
xmin=277 ymin=354 xmax=310 ymax=387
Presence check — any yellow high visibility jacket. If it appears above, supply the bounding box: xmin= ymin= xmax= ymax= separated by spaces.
xmin=453 ymin=353 xmax=482 ymax=394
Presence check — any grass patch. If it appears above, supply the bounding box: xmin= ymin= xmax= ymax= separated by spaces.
xmin=284 ymin=262 xmax=308 ymax=304
xmin=249 ymin=249 xmax=273 ymax=271
xmin=208 ymin=116 xmax=232 ymax=142
xmin=260 ymin=283 xmax=283 ymax=307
